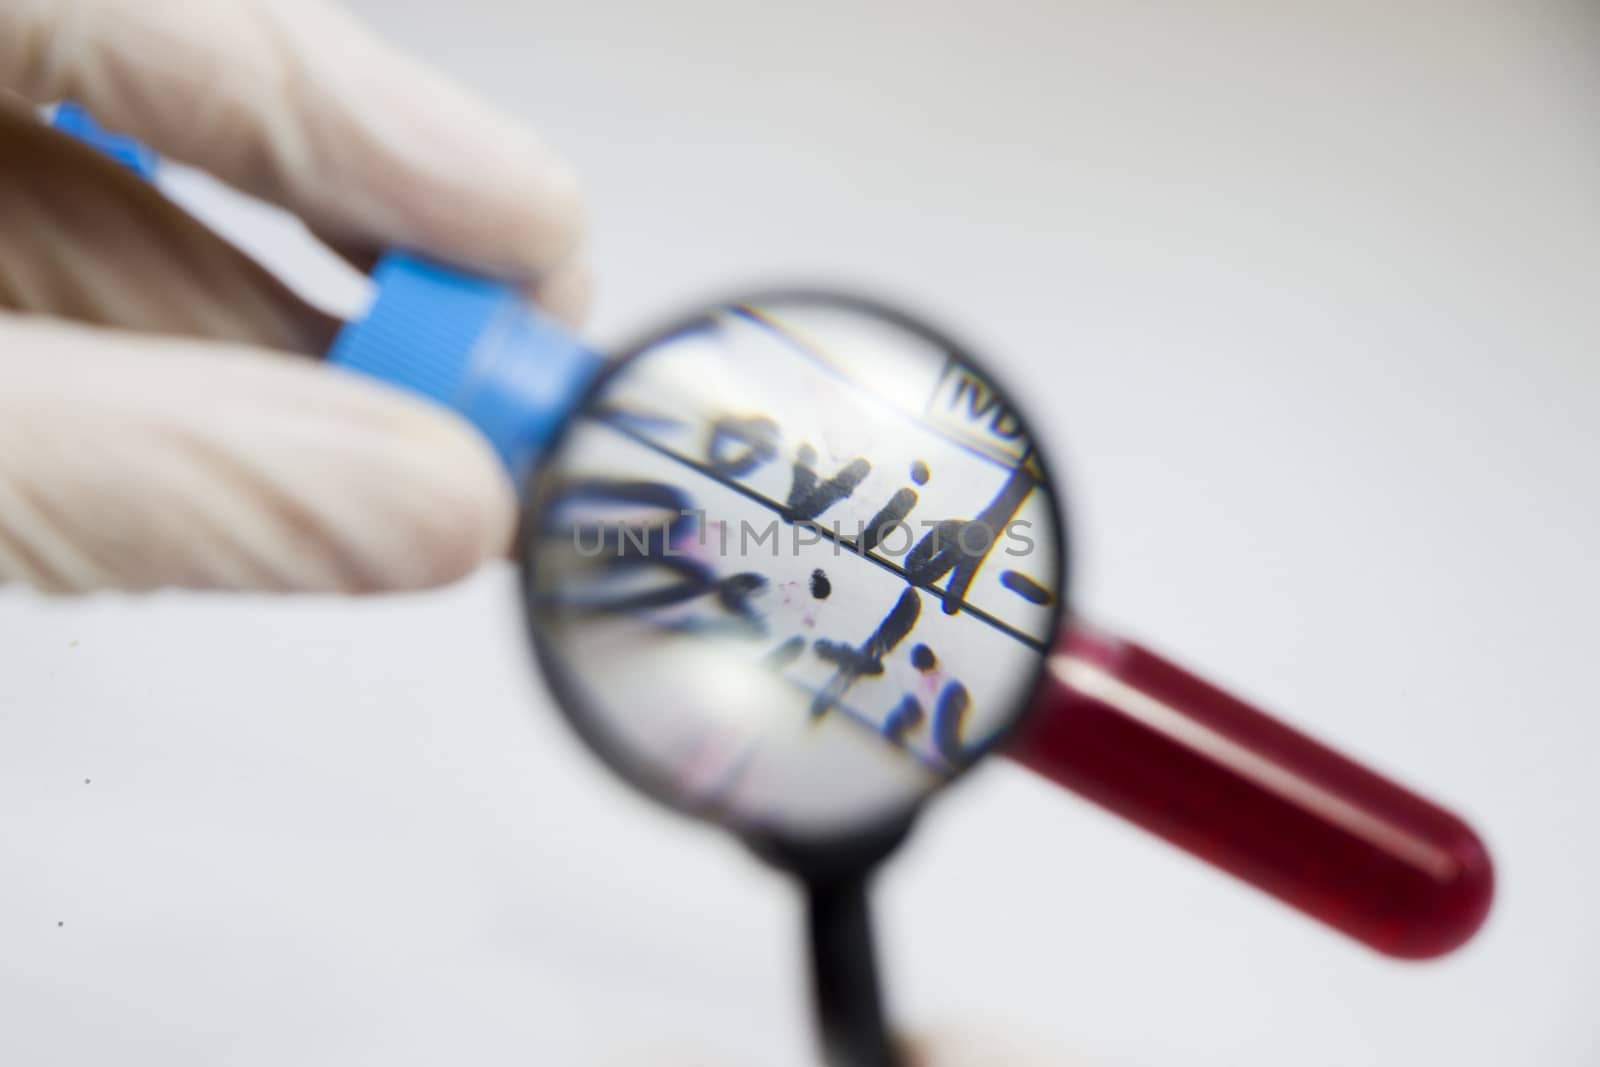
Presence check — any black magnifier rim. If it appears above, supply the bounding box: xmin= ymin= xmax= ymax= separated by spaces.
xmin=517 ymin=287 xmax=1071 ymax=852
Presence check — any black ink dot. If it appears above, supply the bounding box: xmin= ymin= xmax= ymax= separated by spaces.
xmin=83 ymin=779 xmax=90 ymax=785
xmin=911 ymin=644 xmax=937 ymax=672
xmin=809 ymin=568 xmax=832 ymax=600
xmin=57 ymin=921 xmax=63 ymax=928
xmin=910 ymin=461 xmax=930 ymax=486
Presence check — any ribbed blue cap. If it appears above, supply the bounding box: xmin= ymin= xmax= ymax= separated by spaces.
xmin=329 ymin=253 xmax=603 ymax=486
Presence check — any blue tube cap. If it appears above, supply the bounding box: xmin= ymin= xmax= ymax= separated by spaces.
xmin=328 ymin=253 xmax=603 ymax=486
xmin=52 ymin=102 xmax=158 ymax=180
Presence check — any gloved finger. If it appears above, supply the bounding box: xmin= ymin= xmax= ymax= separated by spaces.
xmin=0 ymin=315 xmax=516 ymax=594
xmin=531 ymin=256 xmax=595 ymax=332
xmin=327 ymin=237 xmax=591 ymax=330
xmin=0 ymin=98 xmax=341 ymax=354
xmin=0 ymin=0 xmax=584 ymax=290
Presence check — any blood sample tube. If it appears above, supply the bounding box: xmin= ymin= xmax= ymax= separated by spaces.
xmin=1008 ymin=622 xmax=1495 ymax=958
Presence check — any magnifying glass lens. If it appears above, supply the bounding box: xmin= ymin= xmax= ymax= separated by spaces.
xmin=522 ymin=294 xmax=1065 ymax=842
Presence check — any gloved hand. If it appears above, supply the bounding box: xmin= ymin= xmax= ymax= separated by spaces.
xmin=0 ymin=0 xmax=588 ymax=593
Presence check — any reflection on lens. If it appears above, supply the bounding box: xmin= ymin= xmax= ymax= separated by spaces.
xmin=523 ymin=295 xmax=1065 ymax=840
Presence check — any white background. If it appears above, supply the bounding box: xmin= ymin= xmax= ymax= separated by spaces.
xmin=4 ymin=2 xmax=1598 ymax=1064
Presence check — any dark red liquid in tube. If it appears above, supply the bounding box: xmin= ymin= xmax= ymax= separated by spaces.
xmin=1006 ymin=623 xmax=1494 ymax=959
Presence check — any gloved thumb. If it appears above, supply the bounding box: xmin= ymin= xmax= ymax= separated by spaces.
xmin=0 ymin=316 xmax=516 ymax=593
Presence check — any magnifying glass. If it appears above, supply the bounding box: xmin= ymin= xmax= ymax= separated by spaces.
xmin=517 ymin=293 xmax=1066 ymax=1066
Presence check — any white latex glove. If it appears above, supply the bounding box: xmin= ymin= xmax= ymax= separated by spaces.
xmin=0 ymin=0 xmax=589 ymax=593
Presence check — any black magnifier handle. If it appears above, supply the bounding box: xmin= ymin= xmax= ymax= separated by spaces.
xmin=754 ymin=822 xmax=911 ymax=1067
xmin=807 ymin=869 xmax=898 ymax=1067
